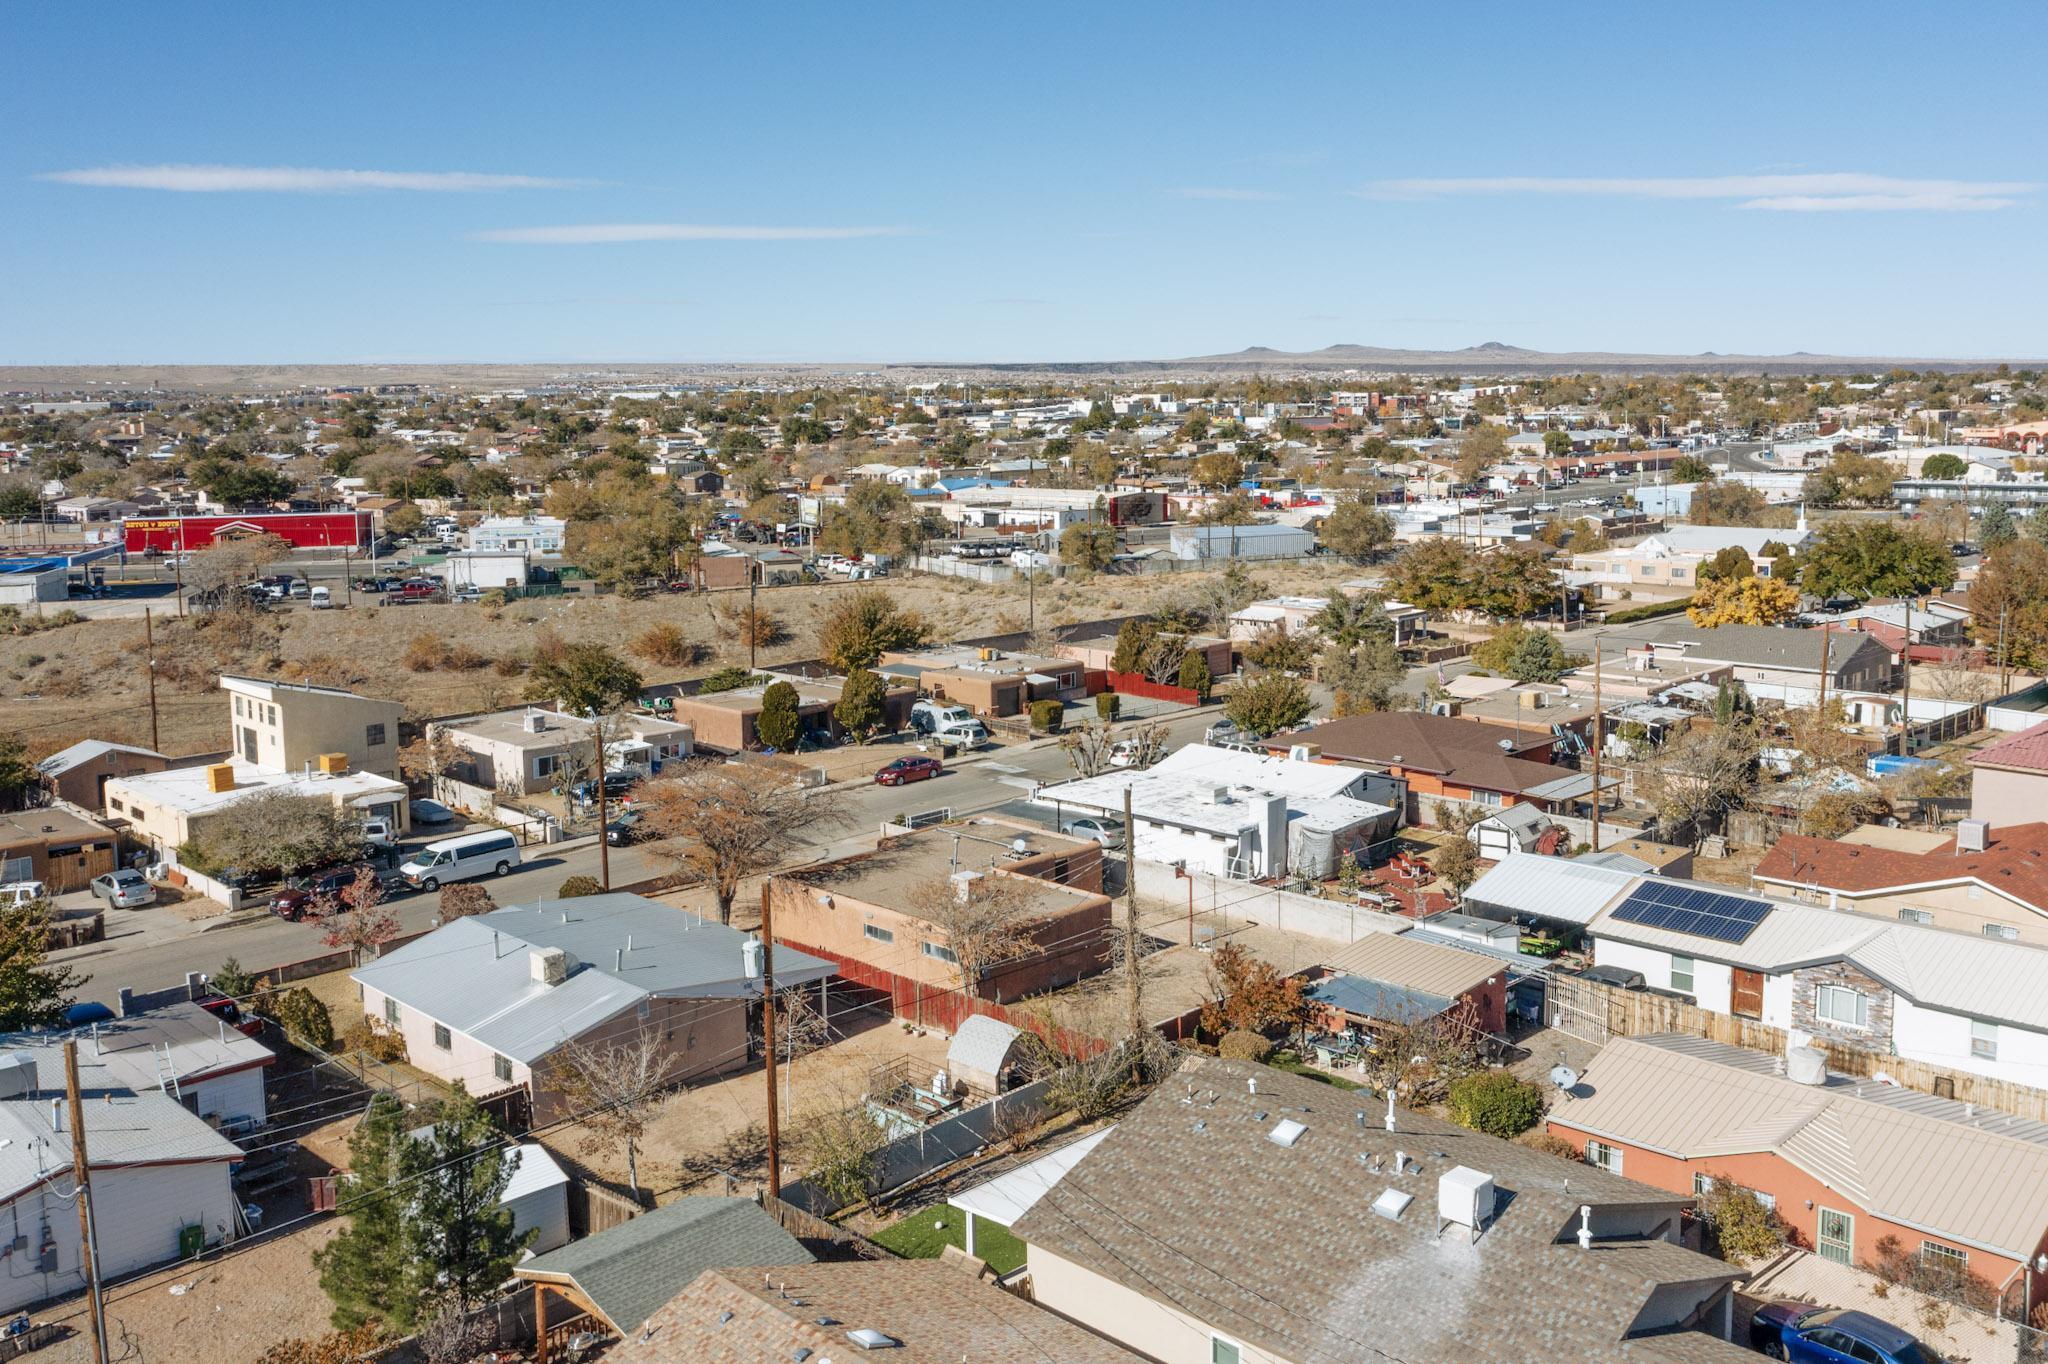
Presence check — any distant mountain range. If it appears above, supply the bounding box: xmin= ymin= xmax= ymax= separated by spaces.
xmin=1148 ymin=341 xmax=2032 ymax=375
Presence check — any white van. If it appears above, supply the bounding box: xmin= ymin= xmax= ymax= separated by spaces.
xmin=309 ymin=585 xmax=333 ymax=609
xmin=910 ymin=700 xmax=988 ymax=745
xmin=0 ymin=882 xmax=48 ymax=909
xmin=400 ymin=830 xmax=521 ymax=891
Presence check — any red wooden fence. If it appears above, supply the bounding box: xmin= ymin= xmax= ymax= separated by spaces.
xmin=1102 ymin=671 xmax=1202 ymax=705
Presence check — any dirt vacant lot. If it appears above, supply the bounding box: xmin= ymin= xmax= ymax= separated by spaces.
xmin=4 ymin=560 xmax=1360 ymax=759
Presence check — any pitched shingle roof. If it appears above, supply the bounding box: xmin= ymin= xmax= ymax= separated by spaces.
xmin=1969 ymin=717 xmax=2048 ymax=775
xmin=1010 ymin=1055 xmax=1745 ymax=1363
xmin=514 ymin=1196 xmax=812 ymax=1334
xmin=1264 ymin=712 xmax=1565 ymax=795
xmin=608 ymin=1260 xmax=1146 ymax=1363
xmin=1754 ymin=822 xmax=2048 ymax=914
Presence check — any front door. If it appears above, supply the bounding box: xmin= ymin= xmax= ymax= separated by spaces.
xmin=240 ymin=726 xmax=260 ymax=764
xmin=1817 ymin=1206 xmax=1854 ymax=1265
xmin=1731 ymin=968 xmax=1764 ymax=1019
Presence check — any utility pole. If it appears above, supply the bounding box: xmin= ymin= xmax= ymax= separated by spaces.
xmin=1122 ymin=787 xmax=1141 ymax=1040
xmin=749 ymin=566 xmax=759 ymax=672
xmin=1899 ymin=598 xmax=1915 ymax=755
xmin=595 ymin=722 xmax=611 ymax=891
xmin=1998 ymin=602 xmax=2011 ymax=694
xmin=1816 ymin=626 xmax=1832 ymax=719
xmin=1589 ymin=654 xmax=1603 ymax=853
xmin=761 ymin=885 xmax=781 ymax=1200
xmin=65 ymin=1042 xmax=108 ymax=1364
xmin=143 ymin=607 xmax=160 ymax=753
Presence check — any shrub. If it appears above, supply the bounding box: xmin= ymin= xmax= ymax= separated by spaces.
xmin=210 ymin=956 xmax=256 ymax=1000
xmin=271 ymin=988 xmax=335 ymax=1050
xmin=491 ymin=653 xmax=526 ymax=677
xmin=632 ymin=622 xmax=692 ymax=666
xmin=1446 ymin=1070 xmax=1545 ymax=1138
xmin=1602 ymin=596 xmax=1694 ymax=624
xmin=1701 ymin=1180 xmax=1789 ymax=1264
xmin=557 ymin=875 xmax=603 ymax=899
xmin=1030 ymin=699 xmax=1063 ymax=733
xmin=339 ymin=1018 xmax=408 ymax=1063
xmin=402 ymin=633 xmax=447 ymax=671
xmin=1095 ymin=692 xmax=1121 ymax=720
xmin=1517 ymin=1130 xmax=1585 ymax=1160
xmin=439 ymin=883 xmax=497 ymax=919
xmin=442 ymin=644 xmax=489 ymax=671
xmin=1218 ymin=1029 xmax=1274 ymax=1062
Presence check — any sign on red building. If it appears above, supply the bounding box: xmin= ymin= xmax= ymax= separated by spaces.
xmin=122 ymin=511 xmax=371 ymax=554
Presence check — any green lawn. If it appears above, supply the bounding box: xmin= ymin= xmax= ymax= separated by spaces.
xmin=873 ymin=1206 xmax=1027 ymax=1275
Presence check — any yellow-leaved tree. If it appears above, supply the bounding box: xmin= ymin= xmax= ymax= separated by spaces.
xmin=1686 ymin=574 xmax=1799 ymax=627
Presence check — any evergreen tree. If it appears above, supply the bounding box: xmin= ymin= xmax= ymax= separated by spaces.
xmin=315 ymin=1093 xmax=416 ymax=1330
xmin=402 ymin=1085 xmax=531 ymax=1311
xmin=1980 ymin=500 xmax=2018 ymax=551
xmin=833 ymin=667 xmax=887 ymax=740
xmin=1110 ymin=618 xmax=1151 ymax=675
xmin=1178 ymin=648 xmax=1212 ymax=701
xmin=0 ymin=905 xmax=85 ymax=1031
xmin=756 ymin=679 xmax=801 ymax=750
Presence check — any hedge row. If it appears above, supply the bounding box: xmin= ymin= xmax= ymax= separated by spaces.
xmin=1600 ymin=595 xmax=1694 ymax=624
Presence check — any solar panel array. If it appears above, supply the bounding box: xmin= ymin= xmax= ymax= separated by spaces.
xmin=1606 ymin=879 xmax=1772 ymax=945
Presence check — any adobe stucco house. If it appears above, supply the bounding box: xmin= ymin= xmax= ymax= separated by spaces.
xmin=1968 ymin=719 xmax=2048 ymax=830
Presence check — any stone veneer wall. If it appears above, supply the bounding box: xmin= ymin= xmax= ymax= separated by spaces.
xmin=1791 ymin=960 xmax=1894 ymax=1051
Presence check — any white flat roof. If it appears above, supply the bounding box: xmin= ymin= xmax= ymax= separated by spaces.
xmin=109 ymin=758 xmax=404 ymax=817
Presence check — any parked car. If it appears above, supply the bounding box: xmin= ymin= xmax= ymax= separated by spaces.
xmin=268 ymin=864 xmax=385 ymax=917
xmin=874 ymin=755 xmax=943 ymax=786
xmin=63 ymin=1001 xmax=116 ymax=1026
xmin=1750 ymin=1304 xmax=1935 ymax=1363
xmin=909 ymin=699 xmax=988 ymax=745
xmin=1204 ymin=718 xmax=1243 ymax=745
xmin=1575 ymin=964 xmax=1646 ymax=991
xmin=571 ymin=772 xmax=643 ymax=805
xmin=604 ymin=810 xmax=645 ymax=845
xmin=387 ymin=580 xmax=441 ymax=603
xmin=308 ymin=585 xmax=333 ymax=609
xmin=1060 ymin=815 xmax=1125 ymax=848
xmin=399 ymin=830 xmax=522 ymax=891
xmin=1108 ymin=738 xmax=1162 ymax=768
xmin=408 ymin=798 xmax=457 ymax=827
xmin=89 ymin=869 xmax=156 ymax=909
xmin=0 ymin=881 xmax=48 ymax=909
xmin=452 ymin=585 xmax=483 ymax=603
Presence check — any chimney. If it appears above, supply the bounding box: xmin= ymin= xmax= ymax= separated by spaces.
xmin=204 ymin=762 xmax=235 ymax=794
xmin=317 ymin=752 xmax=348 ymax=775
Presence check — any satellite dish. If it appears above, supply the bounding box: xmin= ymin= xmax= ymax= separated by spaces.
xmin=1549 ymin=1064 xmax=1581 ymax=1092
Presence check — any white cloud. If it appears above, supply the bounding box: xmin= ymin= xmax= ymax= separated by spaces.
xmin=1359 ymin=173 xmax=2038 ymax=212
xmin=41 ymin=164 xmax=579 ymax=192
xmin=472 ymin=223 xmax=910 ymax=244
xmin=1170 ymin=187 xmax=1285 ymax=202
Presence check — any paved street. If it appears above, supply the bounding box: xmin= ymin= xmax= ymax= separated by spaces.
xmin=53 ymin=704 xmax=1234 ymax=1002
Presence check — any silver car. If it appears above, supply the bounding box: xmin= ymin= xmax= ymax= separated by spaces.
xmin=1061 ymin=816 xmax=1126 ymax=850
xmin=90 ymin=869 xmax=156 ymax=909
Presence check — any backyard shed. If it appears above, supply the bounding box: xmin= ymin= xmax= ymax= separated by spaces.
xmin=502 ymin=1143 xmax=571 ymax=1256
xmin=946 ymin=1014 xmax=1027 ymax=1096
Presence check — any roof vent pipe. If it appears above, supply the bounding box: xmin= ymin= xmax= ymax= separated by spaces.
xmin=1247 ymin=1076 xmax=1258 ymax=1095
xmin=1385 ymin=1088 xmax=1397 ymax=1133
xmin=1577 ymin=1205 xmax=1593 ymax=1250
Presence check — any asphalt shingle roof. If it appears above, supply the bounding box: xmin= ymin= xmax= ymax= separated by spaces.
xmin=515 ymin=1196 xmax=813 ymax=1334
xmin=1754 ymin=821 xmax=2048 ymax=913
xmin=1969 ymin=717 xmax=2048 ymax=775
xmin=1010 ymin=1055 xmax=1746 ymax=1363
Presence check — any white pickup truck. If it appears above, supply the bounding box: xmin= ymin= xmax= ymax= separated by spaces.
xmin=910 ymin=700 xmax=988 ymax=745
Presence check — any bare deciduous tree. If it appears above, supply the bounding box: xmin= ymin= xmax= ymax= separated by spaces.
xmin=1916 ymin=648 xmax=2000 ymax=703
xmin=1643 ymin=718 xmax=1762 ymax=848
xmin=904 ymin=871 xmax=1045 ymax=996
xmin=185 ymin=531 xmax=292 ymax=607
xmin=415 ymin=1297 xmax=497 ymax=1364
xmin=636 ymin=762 xmax=846 ymax=922
xmin=793 ymin=1092 xmax=889 ymax=1212
xmin=1058 ymin=721 xmax=1117 ymax=777
xmin=541 ymin=1024 xmax=669 ymax=1196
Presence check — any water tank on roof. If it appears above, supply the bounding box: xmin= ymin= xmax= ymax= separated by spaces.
xmin=1786 ymin=1045 xmax=1828 ymax=1086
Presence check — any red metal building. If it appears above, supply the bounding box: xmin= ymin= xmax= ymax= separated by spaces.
xmin=122 ymin=511 xmax=372 ymax=554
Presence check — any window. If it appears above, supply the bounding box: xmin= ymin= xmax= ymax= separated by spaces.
xmin=433 ymin=1023 xmax=451 ymax=1051
xmin=267 ymin=705 xmax=277 ymax=725
xmin=1983 ymin=923 xmax=2020 ymax=942
xmin=864 ymin=923 xmax=895 ymax=944
xmin=1972 ymin=1019 xmax=1998 ymax=1060
xmin=922 ymin=941 xmax=959 ymax=965
xmin=1472 ymin=789 xmax=1503 ymax=807
xmin=365 ymin=723 xmax=387 ymax=747
xmin=1897 ymin=908 xmax=1933 ymax=925
xmin=1754 ymin=1190 xmax=1776 ymax=1212
xmin=1814 ymin=985 xmax=1869 ymax=1029
xmin=384 ymin=998 xmax=400 ymax=1027
xmin=234 ymin=696 xmax=244 ymax=717
xmin=1585 ymin=1140 xmax=1623 ymax=1175
xmin=493 ymin=1054 xmax=512 ymax=1083
xmin=1670 ymin=955 xmax=1695 ymax=995
xmin=1922 ymin=1241 xmax=1969 ymax=1269
xmin=534 ymin=754 xmax=561 ymax=778
xmin=1692 ymin=1172 xmax=1715 ymax=1198
xmin=1211 ymin=1337 xmax=1242 ymax=1364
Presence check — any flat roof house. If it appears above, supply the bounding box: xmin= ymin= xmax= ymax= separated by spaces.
xmin=1011 ymin=1053 xmax=1753 ymax=1363
xmin=105 ymin=757 xmax=409 ymax=863
xmin=1549 ymin=1034 xmax=2048 ymax=1308
xmin=668 ymin=672 xmax=915 ymax=753
xmin=352 ymin=893 xmax=833 ymax=1121
xmin=877 ymin=645 xmax=1087 ymax=718
xmin=766 ymin=819 xmax=1111 ymax=1031
xmin=1 ymin=1000 xmax=276 ymax=1130
xmin=221 ymin=675 xmax=405 ymax=778
xmin=435 ymin=707 xmax=693 ymax=796
xmin=0 ymin=806 xmax=120 ymax=895
xmin=1034 ymin=743 xmax=1400 ymax=880
xmin=0 ymin=1085 xmax=242 ymax=1314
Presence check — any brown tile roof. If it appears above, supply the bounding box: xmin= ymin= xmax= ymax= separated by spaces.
xmin=1755 ymin=823 xmax=2048 ymax=912
xmin=1010 ymin=1054 xmax=1745 ymax=1363
xmin=1264 ymin=712 xmax=1564 ymax=795
xmin=1969 ymin=717 xmax=2048 ymax=775
xmin=606 ymin=1260 xmax=1145 ymax=1363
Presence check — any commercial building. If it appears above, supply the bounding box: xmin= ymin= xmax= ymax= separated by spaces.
xmin=464 ymin=515 xmax=566 ymax=553
xmin=121 ymin=511 xmax=371 ymax=553
xmin=1167 ymin=522 xmax=1315 ymax=561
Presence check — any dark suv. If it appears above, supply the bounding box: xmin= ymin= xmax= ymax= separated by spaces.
xmin=269 ymin=863 xmax=387 ymax=920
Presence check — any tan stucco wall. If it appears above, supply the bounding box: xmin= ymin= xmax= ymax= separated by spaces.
xmin=1027 ymin=1245 xmax=1289 ymax=1364
xmin=1771 ymin=878 xmax=2048 ymax=945
xmin=230 ymin=688 xmax=405 ymax=777
xmin=1973 ymin=766 xmax=2047 ymax=830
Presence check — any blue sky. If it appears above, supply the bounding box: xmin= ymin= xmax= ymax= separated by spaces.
xmin=6 ymin=1 xmax=2046 ymax=364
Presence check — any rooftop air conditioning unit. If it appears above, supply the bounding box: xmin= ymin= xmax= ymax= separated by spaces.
xmin=530 ymin=946 xmax=569 ymax=987
xmin=1205 ymin=785 xmax=1231 ymax=804
xmin=1437 ymin=1166 xmax=1496 ymax=1241
xmin=0 ymin=1054 xmax=37 ymax=1100
xmin=524 ymin=710 xmax=547 ymax=734
xmin=1956 ymin=818 xmax=1990 ymax=853
xmin=1786 ymin=1045 xmax=1828 ymax=1086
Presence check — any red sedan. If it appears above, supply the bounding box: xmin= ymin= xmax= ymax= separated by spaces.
xmin=874 ymin=755 xmax=943 ymax=786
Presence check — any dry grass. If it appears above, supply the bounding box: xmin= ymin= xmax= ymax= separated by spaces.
xmin=3 ymin=561 xmax=1363 ymax=759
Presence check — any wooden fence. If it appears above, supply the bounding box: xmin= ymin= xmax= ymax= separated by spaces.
xmin=1551 ymin=974 xmax=2048 ymax=1122
xmin=1102 ymin=671 xmax=1202 ymax=706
